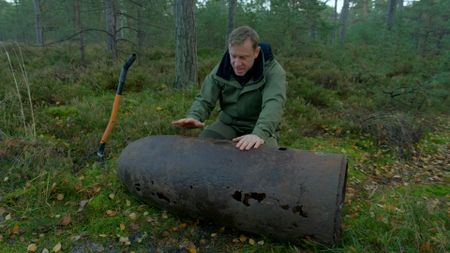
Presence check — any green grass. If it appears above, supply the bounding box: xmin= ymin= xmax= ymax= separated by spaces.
xmin=0 ymin=44 xmax=449 ymax=252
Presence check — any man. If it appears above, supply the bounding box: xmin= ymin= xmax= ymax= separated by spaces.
xmin=172 ymin=26 xmax=286 ymax=150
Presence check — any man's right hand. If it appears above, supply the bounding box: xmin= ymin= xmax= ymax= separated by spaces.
xmin=171 ymin=118 xmax=205 ymax=129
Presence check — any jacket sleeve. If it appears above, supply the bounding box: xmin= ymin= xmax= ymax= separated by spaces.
xmin=252 ymin=60 xmax=287 ymax=140
xmin=186 ymin=71 xmax=221 ymax=122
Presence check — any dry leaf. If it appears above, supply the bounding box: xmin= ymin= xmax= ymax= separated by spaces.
xmin=106 ymin=210 xmax=117 ymax=217
xmin=59 ymin=215 xmax=71 ymax=226
xmin=119 ymin=223 xmax=126 ymax=231
xmin=128 ymin=212 xmax=137 ymax=220
xmin=188 ymin=246 xmax=197 ymax=253
xmin=126 ymin=200 xmax=131 ymax=207
xmin=41 ymin=248 xmax=49 ymax=253
xmin=248 ymin=238 xmax=255 ymax=245
xmin=161 ymin=211 xmax=168 ymax=219
xmin=56 ymin=194 xmax=64 ymax=201
xmin=27 ymin=243 xmax=38 ymax=252
xmin=119 ymin=236 xmax=130 ymax=245
xmin=11 ymin=224 xmax=20 ymax=235
xmin=74 ymin=182 xmax=82 ymax=191
xmin=257 ymin=240 xmax=264 ymax=245
xmin=71 ymin=235 xmax=81 ymax=241
xmin=78 ymin=200 xmax=88 ymax=212
xmin=210 ymin=233 xmax=217 ymax=238
xmin=239 ymin=234 xmax=247 ymax=242
xmin=52 ymin=242 xmax=62 ymax=252
xmin=5 ymin=213 xmax=12 ymax=221
xmin=108 ymin=193 xmax=115 ymax=200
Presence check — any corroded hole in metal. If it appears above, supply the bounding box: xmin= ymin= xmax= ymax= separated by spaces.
xmin=233 ymin=191 xmax=266 ymax=206
xmin=156 ymin=192 xmax=170 ymax=203
xmin=243 ymin=193 xmax=266 ymax=206
xmin=232 ymin=191 xmax=242 ymax=201
xmin=293 ymin=205 xmax=308 ymax=218
xmin=281 ymin=204 xmax=290 ymax=210
xmin=134 ymin=183 xmax=141 ymax=192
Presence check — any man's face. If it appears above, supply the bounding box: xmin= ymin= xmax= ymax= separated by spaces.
xmin=229 ymin=39 xmax=260 ymax=77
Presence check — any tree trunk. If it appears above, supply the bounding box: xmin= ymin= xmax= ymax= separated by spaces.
xmin=33 ymin=0 xmax=44 ymax=46
xmin=105 ymin=0 xmax=117 ymax=59
xmin=397 ymin=0 xmax=403 ymax=13
xmin=137 ymin=6 xmax=145 ymax=53
xmin=74 ymin=0 xmax=85 ymax=63
xmin=339 ymin=0 xmax=350 ymax=47
xmin=226 ymin=0 xmax=237 ymax=45
xmin=386 ymin=0 xmax=397 ymax=31
xmin=175 ymin=0 xmax=198 ymax=88
xmin=333 ymin=0 xmax=338 ymax=43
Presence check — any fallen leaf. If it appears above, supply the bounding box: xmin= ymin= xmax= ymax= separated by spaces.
xmin=210 ymin=233 xmax=217 ymax=238
xmin=5 ymin=213 xmax=12 ymax=221
xmin=71 ymin=235 xmax=81 ymax=241
xmin=119 ymin=223 xmax=126 ymax=231
xmin=188 ymin=246 xmax=197 ymax=253
xmin=106 ymin=210 xmax=117 ymax=217
xmin=108 ymin=193 xmax=115 ymax=200
xmin=119 ymin=236 xmax=131 ymax=245
xmin=248 ymin=238 xmax=255 ymax=245
xmin=11 ymin=224 xmax=20 ymax=235
xmin=126 ymin=200 xmax=131 ymax=207
xmin=56 ymin=194 xmax=64 ymax=201
xmin=41 ymin=248 xmax=49 ymax=253
xmin=257 ymin=240 xmax=264 ymax=245
xmin=239 ymin=234 xmax=247 ymax=242
xmin=27 ymin=243 xmax=38 ymax=252
xmin=128 ymin=212 xmax=137 ymax=220
xmin=161 ymin=211 xmax=168 ymax=219
xmin=419 ymin=241 xmax=432 ymax=253
xmin=77 ymin=200 xmax=88 ymax=212
xmin=74 ymin=182 xmax=82 ymax=191
xmin=128 ymin=223 xmax=139 ymax=232
xmin=59 ymin=215 xmax=71 ymax=226
xmin=52 ymin=242 xmax=61 ymax=252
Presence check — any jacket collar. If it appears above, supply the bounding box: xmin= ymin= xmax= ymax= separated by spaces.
xmin=216 ymin=43 xmax=273 ymax=82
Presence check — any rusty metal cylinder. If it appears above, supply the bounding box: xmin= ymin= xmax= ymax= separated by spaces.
xmin=117 ymin=135 xmax=347 ymax=245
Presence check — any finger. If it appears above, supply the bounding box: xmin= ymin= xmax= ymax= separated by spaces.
xmin=232 ymin=136 xmax=243 ymax=142
xmin=245 ymin=140 xmax=255 ymax=150
xmin=254 ymin=140 xmax=262 ymax=149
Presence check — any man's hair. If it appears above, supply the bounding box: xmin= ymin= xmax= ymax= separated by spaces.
xmin=228 ymin=26 xmax=260 ymax=49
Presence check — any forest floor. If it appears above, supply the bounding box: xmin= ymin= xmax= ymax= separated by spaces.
xmin=0 ymin=46 xmax=449 ymax=253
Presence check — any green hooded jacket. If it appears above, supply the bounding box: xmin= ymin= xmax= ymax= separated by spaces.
xmin=187 ymin=43 xmax=286 ymax=141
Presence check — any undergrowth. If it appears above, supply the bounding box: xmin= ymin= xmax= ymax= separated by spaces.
xmin=0 ymin=43 xmax=448 ymax=252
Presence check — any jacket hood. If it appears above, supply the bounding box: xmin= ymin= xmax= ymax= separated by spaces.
xmin=216 ymin=43 xmax=274 ymax=82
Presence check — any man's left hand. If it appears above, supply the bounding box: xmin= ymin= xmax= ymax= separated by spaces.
xmin=232 ymin=134 xmax=264 ymax=150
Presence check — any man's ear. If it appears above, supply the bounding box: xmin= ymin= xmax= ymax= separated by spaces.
xmin=254 ymin=46 xmax=261 ymax=58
